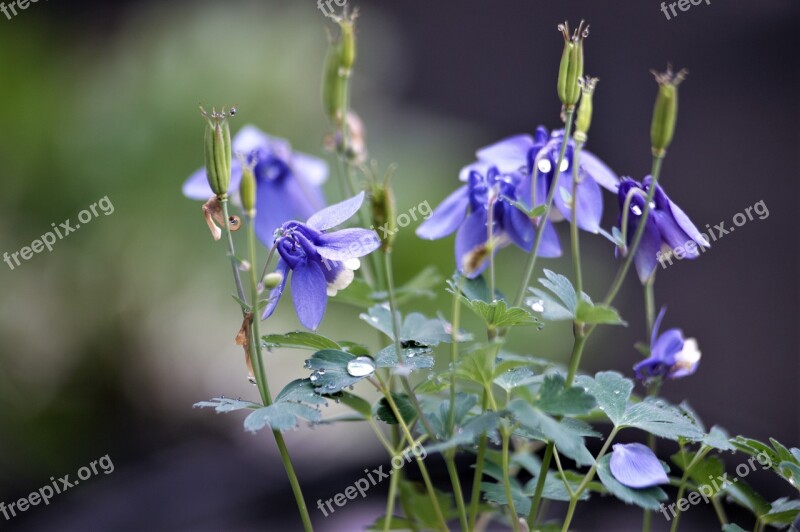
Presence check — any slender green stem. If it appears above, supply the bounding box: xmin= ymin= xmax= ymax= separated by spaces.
xmin=642 ymin=275 xmax=657 ymax=532
xmin=384 ymin=465 xmax=400 ymax=532
xmin=244 ymin=215 xmax=313 ymax=532
xmin=221 ymin=199 xmax=247 ymax=305
xmin=669 ymin=447 xmax=711 ymax=532
xmin=488 ymin=196 xmax=497 ymax=301
xmin=513 ymin=108 xmax=576 ymax=308
xmin=565 ymin=330 xmax=588 ymax=387
xmin=711 ymin=495 xmax=728 ymax=526
xmin=570 ymin=140 xmax=585 ymax=295
xmin=601 ymin=155 xmax=665 ymax=307
xmin=502 ymin=428 xmax=522 ymax=532
xmin=445 ymin=451 xmax=470 ymax=532
xmin=468 ymin=391 xmax=490 ymax=529
xmin=552 ymin=448 xmax=575 ymax=497
xmin=376 ymin=374 xmax=449 ymax=531
xmin=560 ymin=427 xmax=620 ymax=532
xmin=528 ymin=441 xmax=553 ymax=528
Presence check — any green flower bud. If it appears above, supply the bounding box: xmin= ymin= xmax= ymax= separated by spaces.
xmin=239 ymin=162 xmax=257 ymax=217
xmin=263 ymin=272 xmax=284 ymax=290
xmin=650 ymin=66 xmax=687 ymax=156
xmin=557 ymin=21 xmax=589 ymax=109
xmin=321 ymin=44 xmax=345 ymax=123
xmin=574 ymin=77 xmax=598 ymax=142
xmin=338 ymin=17 xmax=356 ymax=73
xmin=201 ymin=106 xmax=233 ymax=198
xmin=370 ymin=168 xmax=397 ymax=252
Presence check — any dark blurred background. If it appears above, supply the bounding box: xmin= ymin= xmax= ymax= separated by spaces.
xmin=0 ymin=0 xmax=798 ymax=530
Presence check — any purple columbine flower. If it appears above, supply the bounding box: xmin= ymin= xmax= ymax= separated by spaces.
xmin=634 ymin=307 xmax=701 ymax=382
xmin=183 ymin=125 xmax=328 ymax=245
xmin=458 ymin=126 xmax=619 ymax=234
xmin=416 ymin=166 xmax=561 ymax=278
xmin=262 ymin=192 xmax=380 ymax=330
xmin=609 ymin=443 xmax=669 ymax=489
xmin=616 ymin=176 xmax=710 ymax=283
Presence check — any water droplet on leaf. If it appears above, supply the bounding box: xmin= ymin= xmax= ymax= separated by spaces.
xmin=347 ymin=356 xmax=376 ymax=377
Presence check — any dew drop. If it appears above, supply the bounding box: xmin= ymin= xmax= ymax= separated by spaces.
xmin=613 ymin=390 xmax=620 ymax=395
xmin=346 ymin=356 xmax=376 ymax=377
xmin=560 ymin=159 xmax=570 ymax=172
xmin=537 ymin=159 xmax=553 ymax=174
xmin=530 ymin=299 xmax=545 ymax=313
xmin=631 ymin=205 xmax=643 ymax=216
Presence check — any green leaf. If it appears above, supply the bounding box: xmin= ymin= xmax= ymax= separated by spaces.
xmin=596 ymin=454 xmax=668 ymax=510
xmin=374 ymin=344 xmax=435 ymax=372
xmin=455 ymin=346 xmax=496 ymax=388
xmin=575 ymin=300 xmax=627 ymax=326
xmin=448 ymin=272 xmax=501 ymax=303
xmin=426 ymin=413 xmax=501 ymax=454
xmin=721 ymin=525 xmax=748 ymax=532
xmin=244 ymin=379 xmax=325 ymax=433
xmin=535 ymin=374 xmax=597 ymax=416
xmin=398 ymin=481 xmax=458 ymax=530
xmin=480 ymin=480 xmax=532 ymax=516
xmin=494 ymin=368 xmax=538 ymax=393
xmin=375 ymin=393 xmax=417 ymax=425
xmin=703 ymin=425 xmax=735 ymax=452
xmin=335 ymin=392 xmax=372 ymax=418
xmin=305 ymin=349 xmax=365 ymax=394
xmin=393 ymin=266 xmax=442 ymax=305
xmin=505 ymin=197 xmax=547 ymax=220
xmin=360 ymin=305 xmax=466 ymax=345
xmin=761 ymin=498 xmax=800 ymax=525
xmin=463 ymin=298 xmax=538 ymax=329
xmin=722 ymin=479 xmax=771 ymax=517
xmin=575 ymin=371 xmax=633 ymax=425
xmin=671 ymin=452 xmax=725 ymax=496
xmin=538 ymin=269 xmax=578 ymax=314
xmin=619 ymin=398 xmax=704 ymax=441
xmin=193 ymin=397 xmax=259 ymax=412
xmin=338 ymin=341 xmax=371 ymax=356
xmin=367 ymin=515 xmax=417 ymax=531
xmin=509 ymin=400 xmax=596 ymax=466
xmin=263 ymin=331 xmax=340 ymax=351
xmin=779 ymin=462 xmax=800 ymax=488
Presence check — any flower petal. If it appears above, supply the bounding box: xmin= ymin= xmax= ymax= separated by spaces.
xmin=652 ymin=328 xmax=685 ymax=365
xmin=459 ymin=160 xmax=491 ymax=182
xmin=580 ymin=150 xmax=619 ymax=192
xmin=650 ymin=307 xmax=667 ymax=347
xmin=671 ymin=338 xmax=701 ymax=378
xmin=455 ymin=209 xmax=490 ymax=278
xmin=233 ymin=125 xmax=290 ymax=158
xmin=306 ymin=191 xmax=365 ymax=231
xmin=254 ymin=178 xmax=298 ymax=246
xmin=291 ymin=152 xmax=329 ymax=187
xmin=315 ymin=228 xmax=381 ymax=261
xmin=416 ymin=186 xmax=470 ymax=240
xmin=261 ymin=259 xmax=290 ymax=320
xmin=475 ymin=134 xmax=534 ymax=173
xmin=631 ymin=216 xmax=663 ymax=283
xmin=609 ymin=443 xmax=669 ymax=488
xmin=552 ymin=169 xmax=604 ymax=234
xmin=291 ymin=260 xmax=328 ymax=330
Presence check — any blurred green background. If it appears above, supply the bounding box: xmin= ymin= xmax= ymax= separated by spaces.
xmin=0 ymin=0 xmax=797 ymax=530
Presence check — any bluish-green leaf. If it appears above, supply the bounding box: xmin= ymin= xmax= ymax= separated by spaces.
xmin=535 ymin=374 xmax=596 ymax=416
xmin=509 ymin=400 xmax=595 ymax=466
xmin=374 ymin=344 xmax=435 ymax=371
xmin=761 ymin=497 xmax=800 ymax=525
xmin=193 ymin=397 xmax=259 ymax=413
xmin=375 ymin=393 xmax=417 ymax=425
xmin=263 ymin=331 xmax=340 ymax=351
xmin=619 ymin=398 xmax=704 ymax=441
xmin=244 ymin=402 xmax=322 ymax=433
xmin=575 ymin=300 xmax=627 ymax=326
xmin=575 ymin=371 xmax=633 ymax=425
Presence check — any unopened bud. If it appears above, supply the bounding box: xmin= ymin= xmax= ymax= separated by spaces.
xmin=201 ymin=106 xmax=233 ymax=198
xmin=338 ymin=16 xmax=357 ymax=73
xmin=263 ymin=272 xmax=284 ymax=289
xmin=322 ymin=44 xmax=345 ymax=123
xmin=650 ymin=65 xmax=687 ymax=157
xmin=574 ymin=76 xmax=598 ymax=142
xmin=371 ymin=167 xmax=397 ymax=252
xmin=239 ymin=162 xmax=257 ymax=217
xmin=557 ymin=21 xmax=589 ymax=109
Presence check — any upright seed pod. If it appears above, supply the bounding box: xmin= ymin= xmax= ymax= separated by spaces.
xmin=557 ymin=21 xmax=589 ymax=110
xmin=201 ymin=106 xmax=233 ymax=198
xmin=650 ymin=66 xmax=687 ymax=157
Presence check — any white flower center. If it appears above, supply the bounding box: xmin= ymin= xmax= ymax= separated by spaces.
xmin=673 ymin=338 xmax=701 ymax=371
xmin=326 ymin=258 xmax=361 ymax=297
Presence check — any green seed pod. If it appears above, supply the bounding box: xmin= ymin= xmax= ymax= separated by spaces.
xmin=201 ymin=106 xmax=233 ymax=198
xmin=338 ymin=18 xmax=356 ymax=73
xmin=321 ymin=45 xmax=344 ymax=122
xmin=371 ymin=180 xmax=396 ymax=252
xmin=574 ymin=77 xmax=598 ymax=142
xmin=557 ymin=21 xmax=589 ymax=109
xmin=650 ymin=66 xmax=687 ymax=156
xmin=239 ymin=162 xmax=257 ymax=216
xmin=263 ymin=272 xmax=284 ymax=290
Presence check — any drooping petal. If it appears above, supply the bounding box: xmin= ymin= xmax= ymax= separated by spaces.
xmin=416 ymin=186 xmax=470 ymax=240
xmin=647 ymin=177 xmax=709 ymax=249
xmin=182 ymin=160 xmax=244 ymax=200
xmin=670 ymin=338 xmax=701 ymax=378
xmin=321 ymin=258 xmax=359 ymax=296
xmin=552 ymin=169 xmax=604 ymax=234
xmin=650 ymin=307 xmax=668 ymax=347
xmin=261 ymin=259 xmax=290 ymax=320
xmin=291 ymin=152 xmax=329 ymax=187
xmin=306 ymin=191 xmax=365 ymax=231
xmin=631 ymin=214 xmax=663 ymax=283
xmin=505 ymin=203 xmax=534 ymax=251
xmin=459 ymin=160 xmax=491 ymax=182
xmin=232 ymin=125 xmax=291 ymax=159
xmin=580 ymin=150 xmax=619 ymax=192
xmin=254 ymin=178 xmax=298 ymax=246
xmin=291 ymin=260 xmax=328 ymax=330
xmin=651 ymin=328 xmax=685 ymax=365
xmin=609 ymin=443 xmax=669 ymax=488
xmin=475 ymin=134 xmax=533 ymax=173
xmin=536 ymin=218 xmax=563 ymax=258
xmin=315 ymin=228 xmax=381 ymax=260
xmin=455 ymin=209 xmax=490 ymax=278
